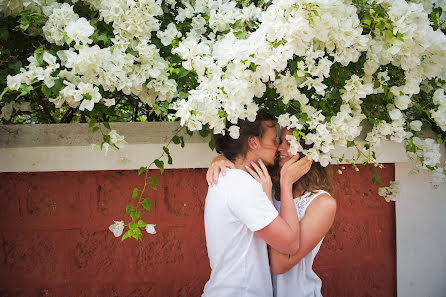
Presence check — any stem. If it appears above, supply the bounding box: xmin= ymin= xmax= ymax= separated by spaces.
xmin=132 ymin=125 xmax=185 ymax=218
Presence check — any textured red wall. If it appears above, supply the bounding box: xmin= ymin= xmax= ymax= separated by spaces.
xmin=0 ymin=165 xmax=395 ymax=296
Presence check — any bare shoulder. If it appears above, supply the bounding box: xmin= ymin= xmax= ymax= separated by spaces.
xmin=307 ymin=192 xmax=337 ymax=214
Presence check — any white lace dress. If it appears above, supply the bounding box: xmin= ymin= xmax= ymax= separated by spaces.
xmin=272 ymin=190 xmax=329 ymax=297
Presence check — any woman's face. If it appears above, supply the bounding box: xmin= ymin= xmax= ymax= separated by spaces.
xmin=277 ymin=128 xmax=297 ymax=168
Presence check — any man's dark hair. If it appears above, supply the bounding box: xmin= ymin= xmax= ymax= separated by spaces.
xmin=214 ymin=110 xmax=276 ymax=162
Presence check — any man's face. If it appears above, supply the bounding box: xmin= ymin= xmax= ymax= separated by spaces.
xmin=257 ymin=122 xmax=279 ymax=166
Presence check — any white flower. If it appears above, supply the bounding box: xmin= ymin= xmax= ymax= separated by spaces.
xmin=7 ymin=74 xmax=22 ymax=91
xmin=103 ymin=98 xmax=116 ymax=107
xmin=156 ymin=23 xmax=179 ymax=46
xmin=102 ymin=142 xmax=110 ymax=156
xmin=409 ymin=120 xmax=423 ymax=131
xmin=389 ymin=108 xmax=403 ymax=121
xmin=65 ymin=17 xmax=94 ymax=46
xmin=108 ymin=130 xmax=127 ymax=149
xmin=145 ymin=224 xmax=156 ymax=234
xmin=277 ymin=113 xmax=290 ymax=128
xmin=394 ymin=95 xmax=411 ymax=110
xmin=228 ymin=125 xmax=240 ymax=139
xmin=378 ymin=181 xmax=400 ymax=202
xmin=109 ymin=221 xmax=124 ymax=237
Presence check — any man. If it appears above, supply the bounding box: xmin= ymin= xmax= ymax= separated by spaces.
xmin=202 ymin=110 xmax=312 ymax=297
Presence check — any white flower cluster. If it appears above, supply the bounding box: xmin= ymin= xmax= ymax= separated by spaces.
xmin=50 ymin=81 xmax=103 ymax=111
xmin=42 ymin=3 xmax=94 ymax=46
xmin=0 ymin=0 xmax=58 ymax=16
xmin=406 ymin=136 xmax=445 ymax=185
xmin=378 ymin=181 xmax=400 ymax=202
xmin=430 ymin=89 xmax=446 ymax=131
xmin=7 ymin=51 xmax=60 ymax=91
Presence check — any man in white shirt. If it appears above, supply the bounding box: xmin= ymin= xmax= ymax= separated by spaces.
xmin=202 ymin=110 xmax=311 ymax=297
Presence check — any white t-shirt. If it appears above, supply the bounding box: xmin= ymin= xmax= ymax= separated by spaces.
xmin=272 ymin=190 xmax=328 ymax=297
xmin=202 ymin=169 xmax=279 ymax=297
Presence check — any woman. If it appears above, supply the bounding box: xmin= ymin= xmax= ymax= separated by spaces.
xmin=207 ymin=128 xmax=336 ymax=297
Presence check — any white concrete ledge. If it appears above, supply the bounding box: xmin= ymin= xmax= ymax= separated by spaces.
xmin=0 ymin=122 xmax=414 ymax=172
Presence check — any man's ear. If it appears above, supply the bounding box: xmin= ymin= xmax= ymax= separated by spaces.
xmin=248 ymin=136 xmax=259 ymax=150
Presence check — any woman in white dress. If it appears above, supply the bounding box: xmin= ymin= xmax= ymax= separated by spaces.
xmin=207 ymin=128 xmax=336 ymax=297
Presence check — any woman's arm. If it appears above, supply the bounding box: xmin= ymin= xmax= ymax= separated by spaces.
xmin=269 ymin=193 xmax=336 ymax=274
xmin=252 ymin=156 xmax=313 ymax=254
xmin=206 ymin=155 xmax=235 ymax=186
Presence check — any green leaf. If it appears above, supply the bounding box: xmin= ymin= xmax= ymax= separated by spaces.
xmin=178 ymin=68 xmax=189 ymax=78
xmin=138 ymin=166 xmax=146 ymax=175
xmin=17 ymin=84 xmax=33 ymax=98
xmin=234 ymin=30 xmax=247 ymax=40
xmin=122 ymin=230 xmax=131 ymax=240
xmin=103 ymin=122 xmax=111 ymax=129
xmin=208 ymin=137 xmax=215 ymax=151
xmin=41 ymin=84 xmax=51 ymax=98
xmin=406 ymin=140 xmax=416 ymax=153
xmin=103 ymin=134 xmax=111 ymax=143
xmin=172 ymin=135 xmax=181 ymax=144
xmin=186 ymin=129 xmax=193 ymax=136
xmin=347 ymin=140 xmax=355 ymax=148
xmin=151 ymin=175 xmax=158 ymax=185
xmin=180 ymin=136 xmax=185 ymax=148
xmin=154 ymin=159 xmax=164 ymax=173
xmin=142 ymin=198 xmax=151 ymax=211
xmin=131 ymin=228 xmax=142 ymax=240
xmin=89 ymin=118 xmax=97 ymax=128
xmin=34 ymin=46 xmax=44 ymax=65
xmin=92 ymin=127 xmax=100 ymax=133
xmin=376 ymin=174 xmax=382 ymax=184
xmin=129 ymin=222 xmax=137 ymax=230
xmin=130 ymin=212 xmax=140 ymax=221
xmin=362 ymin=17 xmax=371 ymax=26
xmin=137 ymin=219 xmax=147 ymax=227
xmin=178 ymin=91 xmax=189 ymax=99
xmin=132 ymin=187 xmax=139 ymax=200
xmin=385 ymin=29 xmax=393 ymax=39
xmin=126 ymin=205 xmax=134 ymax=214
xmin=199 ymin=128 xmax=209 ymax=138
xmin=97 ymin=33 xmax=111 ymax=46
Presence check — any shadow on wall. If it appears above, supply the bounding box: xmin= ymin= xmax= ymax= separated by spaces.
xmin=0 ymin=165 xmax=396 ymax=297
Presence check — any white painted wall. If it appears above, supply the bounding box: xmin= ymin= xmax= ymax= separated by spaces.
xmin=0 ymin=122 xmax=409 ymax=172
xmin=395 ymin=163 xmax=446 ymax=297
xmin=1 ymin=123 xmax=446 ymax=296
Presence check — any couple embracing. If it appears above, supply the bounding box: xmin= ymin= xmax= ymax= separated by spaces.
xmin=202 ymin=110 xmax=336 ymax=297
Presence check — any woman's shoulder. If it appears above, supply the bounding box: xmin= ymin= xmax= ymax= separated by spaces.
xmin=306 ymin=190 xmax=336 ymax=213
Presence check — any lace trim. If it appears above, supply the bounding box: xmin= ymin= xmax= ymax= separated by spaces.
xmin=294 ymin=191 xmax=325 ymax=217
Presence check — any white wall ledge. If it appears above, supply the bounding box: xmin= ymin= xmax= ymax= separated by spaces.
xmin=0 ymin=122 xmax=412 ymax=172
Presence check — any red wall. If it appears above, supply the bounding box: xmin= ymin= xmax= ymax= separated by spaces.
xmin=0 ymin=165 xmax=395 ymax=296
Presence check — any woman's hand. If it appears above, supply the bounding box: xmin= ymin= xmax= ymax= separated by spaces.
xmin=206 ymin=155 xmax=235 ymax=186
xmin=245 ymin=159 xmax=273 ymax=203
xmin=280 ymin=155 xmax=313 ymax=187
